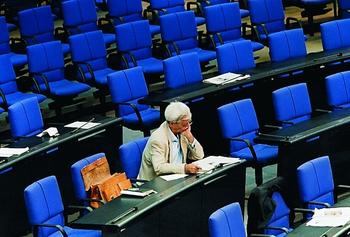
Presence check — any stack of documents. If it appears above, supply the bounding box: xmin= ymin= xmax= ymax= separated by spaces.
xmin=0 ymin=147 xmax=29 ymax=157
xmin=307 ymin=208 xmax=350 ymax=227
xmin=203 ymin=73 xmax=250 ymax=85
xmin=121 ymin=188 xmax=157 ymax=197
xmin=64 ymin=121 xmax=100 ymax=129
xmin=193 ymin=156 xmax=241 ymax=171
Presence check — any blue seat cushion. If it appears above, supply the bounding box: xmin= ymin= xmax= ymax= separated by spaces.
xmin=84 ymin=68 xmax=116 ymax=86
xmin=5 ymin=92 xmax=46 ymax=106
xmin=137 ymin=57 xmax=163 ymax=74
xmin=181 ymin=48 xmax=216 ymax=63
xmin=122 ymin=108 xmax=160 ymax=128
xmin=231 ymin=144 xmax=278 ymax=164
xmin=150 ymin=24 xmax=161 ymax=35
xmin=240 ymin=9 xmax=250 ymax=18
xmin=195 ymin=16 xmax=206 ymax=25
xmin=102 ymin=33 xmax=116 ymax=45
xmin=48 ymin=226 xmax=101 ymax=237
xmin=62 ymin=43 xmax=70 ymax=55
xmin=9 ymin=53 xmax=28 ymax=67
xmin=49 ymin=80 xmax=90 ymax=97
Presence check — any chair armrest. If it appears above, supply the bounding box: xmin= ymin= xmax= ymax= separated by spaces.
xmin=31 ymin=73 xmax=51 ymax=94
xmin=33 ymin=223 xmax=68 ymax=237
xmin=116 ymin=102 xmax=144 ymax=128
xmin=54 ymin=27 xmax=69 ymax=42
xmin=308 ymin=201 xmax=331 ymax=208
xmin=0 ymin=88 xmax=8 ymax=108
xmin=66 ymin=205 xmax=93 ymax=213
xmin=243 ymin=24 xmax=260 ymax=41
xmin=264 ymin=226 xmax=289 ymax=234
xmin=75 ymin=61 xmax=96 ymax=83
xmin=286 ymin=17 xmax=303 ymax=29
xmin=252 ymin=23 xmax=269 ymax=42
xmin=228 ymin=137 xmax=258 ymax=163
xmin=187 ymin=2 xmax=203 ymax=16
xmin=261 ymin=124 xmax=282 ymax=131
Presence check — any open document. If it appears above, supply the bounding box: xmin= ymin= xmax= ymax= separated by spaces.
xmin=0 ymin=147 xmax=29 ymax=157
xmin=307 ymin=207 xmax=350 ymax=227
xmin=203 ymin=72 xmax=250 ymax=85
xmin=193 ymin=156 xmax=241 ymax=171
xmin=65 ymin=121 xmax=100 ymax=130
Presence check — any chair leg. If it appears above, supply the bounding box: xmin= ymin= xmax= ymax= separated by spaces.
xmin=255 ymin=166 xmax=263 ymax=186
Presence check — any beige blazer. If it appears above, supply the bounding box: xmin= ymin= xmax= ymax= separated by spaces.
xmin=138 ymin=121 xmax=204 ymax=181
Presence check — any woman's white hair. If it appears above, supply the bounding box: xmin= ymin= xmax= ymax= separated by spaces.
xmin=164 ymin=102 xmax=192 ymax=122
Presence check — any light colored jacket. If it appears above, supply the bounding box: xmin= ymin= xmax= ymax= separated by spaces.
xmin=138 ymin=121 xmax=204 ymax=181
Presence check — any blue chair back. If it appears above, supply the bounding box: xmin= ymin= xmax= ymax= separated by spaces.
xmin=150 ymin=0 xmax=185 ymax=15
xmin=272 ymin=83 xmax=312 ymax=126
xmin=164 ymin=53 xmax=202 ymax=89
xmin=297 ymin=156 xmax=335 ymax=210
xmin=339 ymin=0 xmax=350 ymax=18
xmin=0 ymin=55 xmax=19 ymax=96
xmin=325 ymin=71 xmax=350 ymax=109
xmin=0 ymin=17 xmax=11 ymax=55
xmin=216 ymin=40 xmax=255 ymax=74
xmin=208 ymin=202 xmax=246 ymax=237
xmin=268 ymin=28 xmax=307 ymax=62
xmin=321 ymin=19 xmax=350 ymax=51
xmin=8 ymin=98 xmax=44 ymax=138
xmin=119 ymin=137 xmax=148 ymax=179
xmin=107 ymin=0 xmax=143 ymax=25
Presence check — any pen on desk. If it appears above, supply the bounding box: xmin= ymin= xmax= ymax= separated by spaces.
xmin=70 ymin=117 xmax=95 ymax=134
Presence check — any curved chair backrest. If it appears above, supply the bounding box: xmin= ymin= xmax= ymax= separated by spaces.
xmin=8 ymin=97 xmax=44 ymax=138
xmin=216 ymin=40 xmax=255 ymax=74
xmin=164 ymin=53 xmax=202 ymax=89
xmin=24 ymin=176 xmax=65 ymax=237
xmin=0 ymin=55 xmax=20 ymax=96
xmin=119 ymin=137 xmax=149 ymax=179
xmin=0 ymin=17 xmax=11 ymax=55
xmin=107 ymin=0 xmax=143 ymax=26
xmin=297 ymin=156 xmax=335 ymax=210
xmin=321 ymin=19 xmax=350 ymax=51
xmin=209 ymin=202 xmax=246 ymax=237
xmin=268 ymin=28 xmax=307 ymax=62
xmin=338 ymin=0 xmax=350 ymax=18
xmin=272 ymin=83 xmax=312 ymax=126
xmin=71 ymin=153 xmax=106 ymax=203
xmin=325 ymin=71 xmax=350 ymax=109
xmin=150 ymin=0 xmax=185 ymax=15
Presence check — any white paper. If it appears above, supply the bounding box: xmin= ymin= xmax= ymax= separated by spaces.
xmin=307 ymin=208 xmax=350 ymax=227
xmin=203 ymin=73 xmax=250 ymax=85
xmin=64 ymin=121 xmax=100 ymax=129
xmin=0 ymin=147 xmax=29 ymax=157
xmin=193 ymin=156 xmax=241 ymax=171
xmin=160 ymin=174 xmax=188 ymax=181
xmin=121 ymin=189 xmax=157 ymax=197
xmin=37 ymin=127 xmax=59 ymax=137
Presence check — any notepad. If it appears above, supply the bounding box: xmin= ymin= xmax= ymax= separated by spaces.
xmin=203 ymin=73 xmax=250 ymax=85
xmin=193 ymin=156 xmax=241 ymax=171
xmin=121 ymin=189 xmax=157 ymax=197
xmin=160 ymin=174 xmax=188 ymax=181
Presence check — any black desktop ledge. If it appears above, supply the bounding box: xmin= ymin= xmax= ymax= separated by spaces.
xmin=71 ymin=160 xmax=245 ymax=231
xmin=286 ymin=197 xmax=350 ymax=237
xmin=0 ymin=116 xmax=122 ymax=172
xmin=255 ymin=108 xmax=350 ymax=145
xmin=140 ymin=47 xmax=350 ymax=107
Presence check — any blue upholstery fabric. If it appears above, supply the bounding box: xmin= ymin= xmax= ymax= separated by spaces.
xmin=0 ymin=55 xmax=46 ymax=107
xmin=204 ymin=3 xmax=263 ymax=51
xmin=297 ymin=156 xmax=335 ymax=210
xmin=198 ymin=0 xmax=250 ymax=18
xmin=272 ymin=83 xmax=312 ymax=126
xmin=71 ymin=153 xmax=106 ymax=204
xmin=107 ymin=0 xmax=160 ymax=35
xmin=208 ymin=202 xmax=246 ymax=237
xmin=27 ymin=41 xmax=91 ymax=98
xmin=268 ymin=28 xmax=307 ymax=62
xmin=115 ymin=21 xmax=163 ymax=74
xmin=62 ymin=0 xmax=115 ymax=45
xmin=18 ymin=6 xmax=70 ymax=54
xmin=24 ymin=176 xmax=102 ymax=237
xmin=149 ymin=0 xmax=205 ymax=25
xmin=159 ymin=11 xmax=216 ymax=62
xmin=6 ymin=23 xmax=16 ymax=32
xmin=108 ymin=67 xmax=160 ymax=131
xmin=119 ymin=137 xmax=148 ymax=179
xmin=164 ymin=53 xmax=202 ymax=89
xmin=217 ymin=99 xmax=278 ymax=164
xmin=321 ymin=19 xmax=350 ymax=51
xmin=70 ymin=30 xmax=116 ymax=86
xmin=0 ymin=17 xmax=27 ymax=67
xmin=339 ymin=0 xmax=350 ymax=18
xmin=216 ymin=40 xmax=255 ymax=74
xmin=248 ymin=0 xmax=286 ymax=41
xmin=325 ymin=71 xmax=350 ymax=109
xmin=8 ymin=98 xmax=44 ymax=138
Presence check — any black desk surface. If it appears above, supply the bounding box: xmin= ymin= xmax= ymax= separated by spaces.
xmin=72 ymin=161 xmax=245 ymax=231
xmin=287 ymin=197 xmax=350 ymax=237
xmin=0 ymin=116 xmax=122 ymax=172
xmin=255 ymin=108 xmax=350 ymax=145
xmin=140 ymin=48 xmax=350 ymax=107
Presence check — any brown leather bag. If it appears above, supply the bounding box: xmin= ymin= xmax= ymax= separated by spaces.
xmin=81 ymin=157 xmax=132 ymax=208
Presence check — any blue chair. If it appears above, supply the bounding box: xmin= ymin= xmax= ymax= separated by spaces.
xmin=164 ymin=53 xmax=202 ymax=89
xmin=0 ymin=55 xmax=46 ymax=108
xmin=217 ymin=98 xmax=278 ymax=185
xmin=216 ymin=40 xmax=255 ymax=74
xmin=321 ymin=19 xmax=350 ymax=52
xmin=197 ymin=0 xmax=250 ymax=18
xmin=297 ymin=156 xmax=335 ymax=211
xmin=18 ymin=6 xmax=70 ymax=55
xmin=71 ymin=153 xmax=106 ymax=208
xmin=325 ymin=71 xmax=350 ymax=109
xmin=106 ymin=0 xmax=160 ymax=36
xmin=62 ymin=0 xmax=115 ymax=46
xmin=27 ymin=41 xmax=91 ymax=109
xmin=0 ymin=16 xmax=27 ymax=68
xmin=119 ymin=137 xmax=149 ymax=179
xmin=272 ymin=83 xmax=312 ymax=127
xmin=108 ymin=67 xmax=161 ymax=136
xmin=69 ymin=30 xmax=117 ymax=89
xmin=8 ymin=97 xmax=44 ymax=139
xmin=338 ymin=0 xmax=350 ymax=18
xmin=148 ymin=0 xmax=205 ymax=26
xmin=24 ymin=175 xmax=102 ymax=237
xmin=208 ymin=202 xmax=246 ymax=237
xmin=248 ymin=0 xmax=301 ymax=42
xmin=115 ymin=20 xmax=164 ymax=75
xmin=159 ymin=11 xmax=216 ymax=63
xmin=204 ymin=3 xmax=263 ymax=51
